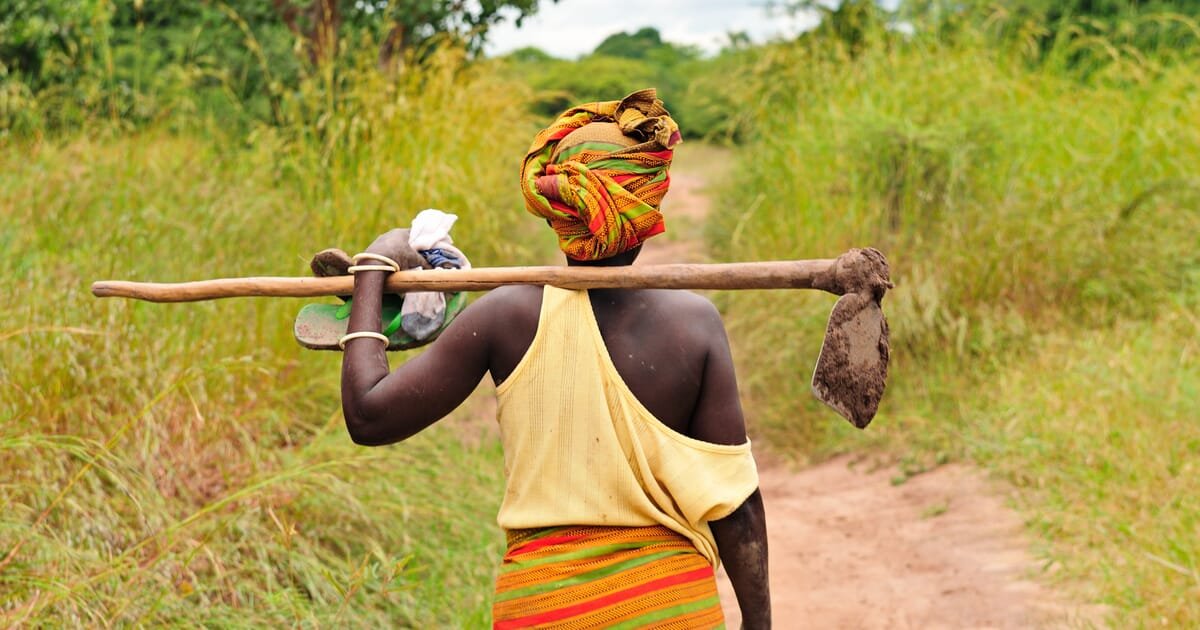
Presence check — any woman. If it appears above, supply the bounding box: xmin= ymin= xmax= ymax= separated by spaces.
xmin=339 ymin=90 xmax=770 ymax=629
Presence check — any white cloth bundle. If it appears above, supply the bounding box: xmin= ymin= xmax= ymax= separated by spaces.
xmin=402 ymin=209 xmax=471 ymax=340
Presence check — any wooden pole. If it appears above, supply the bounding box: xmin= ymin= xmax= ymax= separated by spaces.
xmin=91 ymin=260 xmax=838 ymax=303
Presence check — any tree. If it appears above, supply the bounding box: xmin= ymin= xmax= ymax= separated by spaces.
xmin=503 ymin=46 xmax=558 ymax=64
xmin=523 ymin=54 xmax=660 ymax=117
xmin=1 ymin=0 xmax=558 ymax=131
xmin=0 ymin=0 xmax=114 ymax=88
xmin=4 ymin=1 xmax=554 ymax=80
xmin=272 ymin=0 xmax=341 ymax=66
xmin=243 ymin=0 xmax=556 ymax=68
xmin=593 ymin=27 xmax=666 ymax=59
xmin=344 ymin=0 xmax=552 ymax=68
xmin=789 ymin=0 xmax=895 ymax=56
xmin=511 ymin=27 xmax=711 ymax=135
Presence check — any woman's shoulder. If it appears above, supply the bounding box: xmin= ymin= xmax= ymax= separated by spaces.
xmin=472 ymin=285 xmax=544 ymax=319
xmin=647 ymin=289 xmax=725 ymax=329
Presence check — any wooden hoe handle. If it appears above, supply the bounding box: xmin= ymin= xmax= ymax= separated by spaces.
xmin=93 ymin=250 xmax=894 ymax=429
xmin=92 ymin=260 xmax=841 ymax=303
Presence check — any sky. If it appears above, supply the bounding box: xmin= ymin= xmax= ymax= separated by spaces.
xmin=484 ymin=0 xmax=823 ymax=58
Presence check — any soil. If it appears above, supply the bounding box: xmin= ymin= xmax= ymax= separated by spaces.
xmin=810 ymin=291 xmax=889 ymax=429
xmin=715 ymin=457 xmax=1106 ymax=629
xmin=653 ymin=153 xmax=1107 ymax=629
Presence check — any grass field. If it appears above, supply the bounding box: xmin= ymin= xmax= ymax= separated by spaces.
xmin=709 ymin=28 xmax=1200 ymax=627
xmin=0 ymin=54 xmax=547 ymax=626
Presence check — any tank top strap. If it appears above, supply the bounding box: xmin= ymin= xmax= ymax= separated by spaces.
xmin=540 ymin=286 xmax=604 ymax=351
xmin=495 ymin=286 xmax=600 ymax=398
xmin=541 ymin=285 xmax=588 ymax=318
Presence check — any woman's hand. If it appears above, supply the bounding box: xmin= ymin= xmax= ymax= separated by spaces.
xmin=365 ymin=228 xmax=428 ymax=270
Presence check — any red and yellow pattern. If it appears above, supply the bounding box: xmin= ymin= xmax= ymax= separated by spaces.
xmin=520 ymin=88 xmax=682 ymax=261
xmin=493 ymin=525 xmax=725 ymax=629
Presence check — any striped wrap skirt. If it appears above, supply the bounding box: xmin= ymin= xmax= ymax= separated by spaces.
xmin=492 ymin=524 xmax=726 ymax=629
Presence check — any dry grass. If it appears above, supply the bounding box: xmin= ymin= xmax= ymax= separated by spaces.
xmin=0 ymin=50 xmax=549 ymax=625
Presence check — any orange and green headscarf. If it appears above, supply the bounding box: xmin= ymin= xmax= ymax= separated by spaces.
xmin=521 ymin=88 xmax=682 ymax=261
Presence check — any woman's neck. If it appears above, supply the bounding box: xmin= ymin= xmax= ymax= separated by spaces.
xmin=565 ymin=246 xmax=642 ymax=268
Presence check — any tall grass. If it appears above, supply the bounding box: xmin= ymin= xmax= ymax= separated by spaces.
xmin=0 ymin=48 xmax=549 ymax=625
xmin=711 ymin=19 xmax=1200 ymax=625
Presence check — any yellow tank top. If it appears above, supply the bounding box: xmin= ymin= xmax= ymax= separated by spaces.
xmin=494 ymin=286 xmax=759 ymax=566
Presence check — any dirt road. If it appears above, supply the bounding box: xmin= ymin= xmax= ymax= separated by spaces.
xmin=652 ymin=155 xmax=1105 ymax=629
xmin=714 ymin=457 xmax=1103 ymax=629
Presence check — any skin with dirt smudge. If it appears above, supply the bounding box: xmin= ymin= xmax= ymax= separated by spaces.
xmin=340 ymin=236 xmax=772 ymax=628
xmin=710 ymin=488 xmax=770 ymax=624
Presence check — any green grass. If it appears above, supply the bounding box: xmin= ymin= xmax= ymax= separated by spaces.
xmin=0 ymin=51 xmax=550 ymax=626
xmin=969 ymin=303 xmax=1199 ymax=625
xmin=710 ymin=27 xmax=1200 ymax=627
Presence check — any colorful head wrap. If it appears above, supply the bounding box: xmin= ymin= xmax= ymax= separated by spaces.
xmin=521 ymin=88 xmax=682 ymax=261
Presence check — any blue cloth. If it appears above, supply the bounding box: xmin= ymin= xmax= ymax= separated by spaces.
xmin=419 ymin=248 xmax=461 ymax=269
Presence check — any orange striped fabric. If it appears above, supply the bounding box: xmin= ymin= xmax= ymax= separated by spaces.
xmin=493 ymin=525 xmax=725 ymax=629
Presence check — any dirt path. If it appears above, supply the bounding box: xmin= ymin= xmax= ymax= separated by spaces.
xmin=653 ymin=150 xmax=1106 ymax=629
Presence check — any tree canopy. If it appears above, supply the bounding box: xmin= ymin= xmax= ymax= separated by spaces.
xmin=0 ymin=0 xmax=556 ymax=130
xmin=0 ymin=0 xmax=555 ymax=83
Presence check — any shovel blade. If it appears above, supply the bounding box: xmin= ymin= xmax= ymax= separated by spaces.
xmin=811 ymin=292 xmax=890 ymax=429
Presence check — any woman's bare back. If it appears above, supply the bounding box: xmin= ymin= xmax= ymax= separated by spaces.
xmin=484 ymin=285 xmax=744 ymax=443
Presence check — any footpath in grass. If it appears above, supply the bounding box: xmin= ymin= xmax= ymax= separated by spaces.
xmin=667 ymin=146 xmax=1105 ymax=628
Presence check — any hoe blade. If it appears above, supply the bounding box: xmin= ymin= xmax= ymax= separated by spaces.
xmin=811 ymin=292 xmax=890 ymax=429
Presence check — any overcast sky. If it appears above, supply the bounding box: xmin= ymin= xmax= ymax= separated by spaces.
xmin=485 ymin=1 xmax=822 ymax=58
